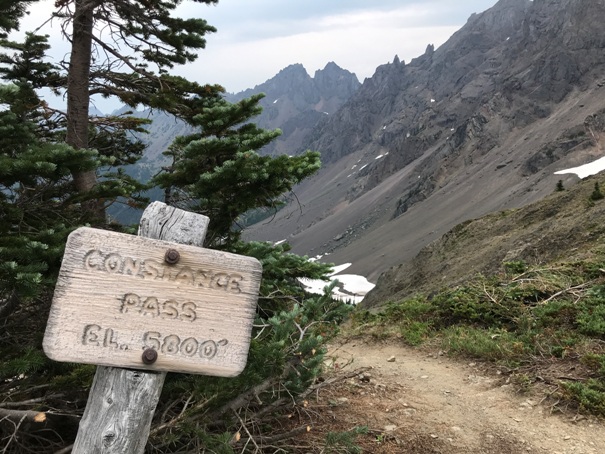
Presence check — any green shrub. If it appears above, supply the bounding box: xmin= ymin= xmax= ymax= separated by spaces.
xmin=563 ymin=379 xmax=605 ymax=416
xmin=575 ymin=287 xmax=605 ymax=337
xmin=384 ymin=295 xmax=435 ymax=321
xmin=504 ymin=260 xmax=528 ymax=274
xmin=441 ymin=326 xmax=526 ymax=362
xmin=580 ymin=353 xmax=605 ymax=377
xmin=590 ymin=182 xmax=604 ymax=201
xmin=533 ymin=300 xmax=578 ymax=329
xmin=432 ymin=283 xmax=525 ymax=329
xmin=576 ymin=304 xmax=605 ymax=337
xmin=399 ymin=321 xmax=431 ymax=345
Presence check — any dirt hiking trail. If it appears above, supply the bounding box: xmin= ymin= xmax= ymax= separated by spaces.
xmin=307 ymin=338 xmax=605 ymax=453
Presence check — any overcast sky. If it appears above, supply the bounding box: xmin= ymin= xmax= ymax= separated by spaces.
xmin=17 ymin=0 xmax=498 ymax=109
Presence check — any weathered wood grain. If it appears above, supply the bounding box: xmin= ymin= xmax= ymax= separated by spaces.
xmin=72 ymin=366 xmax=164 ymax=453
xmin=70 ymin=202 xmax=250 ymax=453
xmin=43 ymin=205 xmax=261 ymax=376
xmin=139 ymin=201 xmax=209 ymax=245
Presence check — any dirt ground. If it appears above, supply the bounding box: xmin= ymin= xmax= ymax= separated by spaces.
xmin=299 ymin=338 xmax=605 ymax=453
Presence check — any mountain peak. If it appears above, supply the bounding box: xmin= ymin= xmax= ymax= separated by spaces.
xmin=278 ymin=63 xmax=308 ymax=75
xmin=314 ymin=62 xmax=360 ymax=105
xmin=271 ymin=63 xmax=311 ymax=85
xmin=321 ymin=61 xmax=342 ymax=71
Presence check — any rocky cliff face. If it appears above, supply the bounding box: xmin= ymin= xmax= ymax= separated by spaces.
xmin=227 ymin=62 xmax=360 ymax=156
xmin=244 ymin=0 xmax=605 ymax=288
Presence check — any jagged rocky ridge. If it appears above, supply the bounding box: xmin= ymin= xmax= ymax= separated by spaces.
xmin=245 ymin=0 xmax=605 ymax=286
xmin=124 ymin=62 xmax=359 ymax=166
xmin=227 ymin=62 xmax=360 ymax=156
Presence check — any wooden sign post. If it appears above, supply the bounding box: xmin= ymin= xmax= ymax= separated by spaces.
xmin=42 ymin=202 xmax=262 ymax=453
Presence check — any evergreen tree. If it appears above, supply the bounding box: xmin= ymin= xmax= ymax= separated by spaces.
xmin=155 ymin=93 xmax=322 ymax=247
xmin=0 ymin=0 xmax=38 ymax=38
xmin=52 ymin=0 xmax=223 ymax=217
xmin=0 ymin=32 xmax=153 ymax=451
xmin=0 ymin=36 xmax=100 ymax=318
xmin=151 ymin=93 xmax=349 ymax=451
xmin=0 ymin=31 xmax=150 ymax=219
xmin=590 ymin=181 xmax=604 ymax=201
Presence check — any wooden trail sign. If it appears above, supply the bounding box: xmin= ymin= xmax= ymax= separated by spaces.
xmin=42 ymin=202 xmax=262 ymax=453
xmin=43 ymin=226 xmax=262 ymax=376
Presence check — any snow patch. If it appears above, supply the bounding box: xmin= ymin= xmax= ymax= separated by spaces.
xmin=274 ymin=239 xmax=287 ymax=246
xmin=329 ymin=263 xmax=352 ymax=275
xmin=406 ymin=132 xmax=411 ymax=138
xmin=382 ymin=125 xmax=386 ymax=130
xmin=273 ymin=99 xmax=279 ymax=104
xmin=332 ymin=275 xmax=375 ymax=304
xmin=375 ymin=154 xmax=384 ymax=160
xmin=430 ymin=99 xmax=436 ymax=103
xmin=298 ymin=262 xmax=375 ymax=304
xmin=359 ymin=164 xmax=368 ymax=171
xmin=555 ymin=156 xmax=605 ymax=179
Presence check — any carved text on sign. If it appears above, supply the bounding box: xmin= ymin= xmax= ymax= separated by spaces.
xmin=83 ymin=249 xmax=244 ymax=293
xmin=44 ymin=227 xmax=263 ymax=375
xmin=82 ymin=324 xmax=129 ymax=350
xmin=120 ymin=292 xmax=197 ymax=322
xmin=142 ymin=332 xmax=228 ymax=359
xmin=81 ymin=325 xmax=229 ymax=359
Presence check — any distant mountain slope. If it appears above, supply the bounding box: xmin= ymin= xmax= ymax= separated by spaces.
xmin=244 ymin=0 xmax=605 ymax=284
xmin=107 ymin=62 xmax=360 ymax=223
xmin=226 ymin=62 xmax=360 ymax=156
xmin=361 ymin=171 xmax=605 ymax=308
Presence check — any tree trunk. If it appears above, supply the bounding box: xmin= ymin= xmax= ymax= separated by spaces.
xmin=66 ymin=0 xmax=93 ymax=171
xmin=66 ymin=0 xmax=104 ymax=217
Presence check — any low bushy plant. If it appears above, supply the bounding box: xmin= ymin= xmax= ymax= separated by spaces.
xmin=563 ymin=380 xmax=605 ymax=416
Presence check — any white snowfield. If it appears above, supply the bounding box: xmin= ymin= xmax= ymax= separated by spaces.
xmin=298 ymin=262 xmax=375 ymax=305
xmin=554 ymin=156 xmax=605 ymax=179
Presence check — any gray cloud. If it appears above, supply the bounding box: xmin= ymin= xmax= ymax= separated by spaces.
xmin=183 ymin=0 xmax=498 ymax=41
xmin=180 ymin=0 xmax=499 ymax=92
xmin=15 ymin=0 xmax=500 ymax=110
